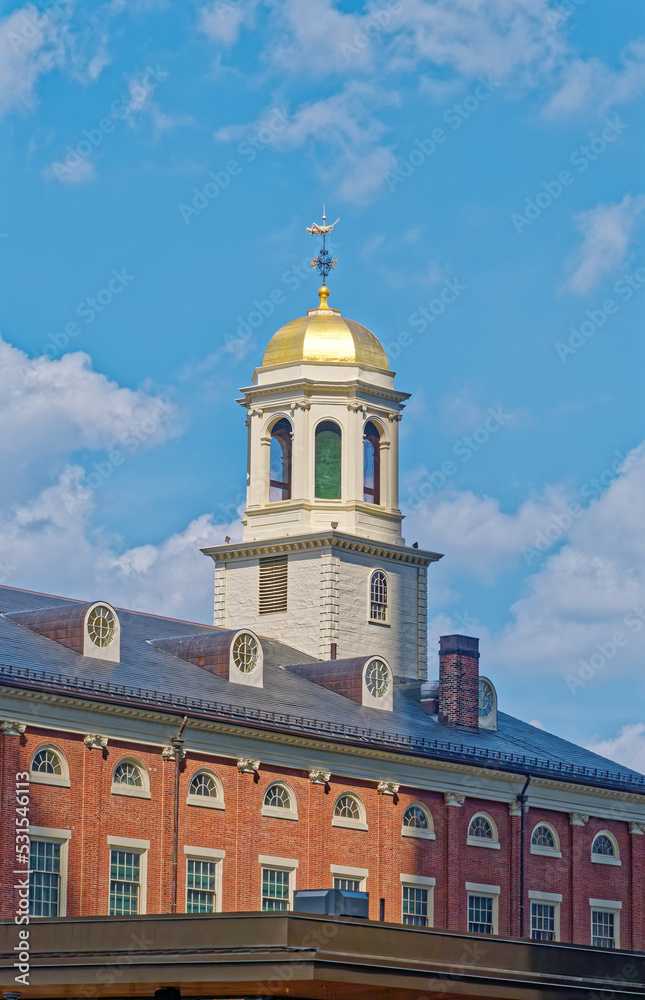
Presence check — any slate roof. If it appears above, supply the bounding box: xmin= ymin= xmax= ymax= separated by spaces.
xmin=0 ymin=584 xmax=643 ymax=796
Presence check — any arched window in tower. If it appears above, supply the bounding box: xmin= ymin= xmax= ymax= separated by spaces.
xmin=269 ymin=418 xmax=292 ymax=502
xmin=363 ymin=421 xmax=381 ymax=504
xmin=315 ymin=421 xmax=342 ymax=499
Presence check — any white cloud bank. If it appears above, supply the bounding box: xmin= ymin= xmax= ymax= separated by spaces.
xmin=587 ymin=723 xmax=645 ymax=774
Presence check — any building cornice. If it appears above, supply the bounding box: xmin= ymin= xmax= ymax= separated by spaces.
xmin=237 ymin=377 xmax=410 ymax=407
xmin=201 ymin=530 xmax=442 ymax=567
xmin=2 ymin=682 xmax=644 ymax=818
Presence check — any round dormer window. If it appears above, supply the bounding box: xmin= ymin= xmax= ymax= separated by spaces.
xmin=479 ymin=678 xmax=494 ymax=718
xmin=87 ymin=605 xmax=116 ymax=648
xmin=232 ymin=632 xmax=259 ymax=673
xmin=365 ymin=658 xmax=390 ymax=698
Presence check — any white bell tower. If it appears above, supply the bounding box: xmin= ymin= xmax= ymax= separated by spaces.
xmin=202 ymin=225 xmax=441 ymax=678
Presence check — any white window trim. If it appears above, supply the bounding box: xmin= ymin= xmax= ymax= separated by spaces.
xmin=28 ymin=827 xmax=71 ymax=918
xmin=107 ymin=836 xmax=149 ymax=915
xmin=367 ymin=569 xmax=389 ymax=625
xmin=529 ymin=892 xmax=561 ymax=942
xmin=259 ymin=857 xmax=297 ymax=910
xmin=401 ymin=803 xmax=435 ymax=840
xmin=186 ymin=770 xmax=224 ymax=810
xmin=184 ymin=847 xmax=224 ymax=914
xmin=589 ymin=899 xmax=622 ymax=950
xmin=261 ymin=782 xmax=298 ymax=821
xmin=530 ymin=822 xmax=562 ymax=858
xmin=401 ymin=876 xmax=435 ymax=928
xmin=591 ymin=830 xmax=621 ymax=865
xmin=332 ymin=794 xmax=368 ymax=831
xmin=111 ymin=758 xmax=151 ymax=799
xmin=29 ymin=746 xmax=71 ymax=788
xmin=330 ymin=864 xmax=368 ymax=890
xmin=466 ymin=882 xmax=500 ymax=936
xmin=467 ymin=812 xmax=500 ymax=849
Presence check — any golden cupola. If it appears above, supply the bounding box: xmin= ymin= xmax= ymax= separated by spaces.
xmin=262 ymin=286 xmax=389 ymax=371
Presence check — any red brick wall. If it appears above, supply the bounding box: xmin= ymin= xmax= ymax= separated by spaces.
xmin=3 ymin=727 xmax=641 ymax=951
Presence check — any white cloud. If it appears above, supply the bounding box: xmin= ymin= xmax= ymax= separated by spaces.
xmin=587 ymin=723 xmax=645 ymax=774
xmin=561 ymin=194 xmax=645 ymax=296
xmin=215 ymin=81 xmax=399 ymax=202
xmin=489 ymin=443 xmax=645 ymax=677
xmin=546 ymin=40 xmax=645 ymax=117
xmin=45 ymin=155 xmax=96 ymax=184
xmin=404 ymin=482 xmax=571 ymax=579
xmin=264 ymin=0 xmax=376 ymax=75
xmin=0 ymin=335 xmax=180 ymax=504
xmin=199 ymin=0 xmax=261 ymax=49
xmin=387 ymin=0 xmax=565 ymax=82
xmin=0 ymin=3 xmax=68 ymax=117
xmin=0 ymin=465 xmax=241 ymax=623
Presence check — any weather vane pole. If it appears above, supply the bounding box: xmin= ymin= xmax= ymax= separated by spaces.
xmin=307 ymin=204 xmax=339 ymax=286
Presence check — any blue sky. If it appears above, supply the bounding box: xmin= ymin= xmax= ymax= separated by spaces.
xmin=1 ymin=0 xmax=644 ymax=770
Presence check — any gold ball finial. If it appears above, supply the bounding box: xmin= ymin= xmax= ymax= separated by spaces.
xmin=318 ymin=285 xmax=330 ymax=310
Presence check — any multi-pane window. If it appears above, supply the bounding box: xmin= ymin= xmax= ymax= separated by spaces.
xmin=592 ymin=910 xmax=616 ymax=949
xmin=334 ymin=794 xmax=362 ymax=821
xmin=31 ymin=748 xmax=63 ymax=775
xmin=369 ymin=570 xmax=388 ymax=622
xmin=402 ymin=806 xmax=429 ymax=830
xmin=592 ymin=834 xmax=615 ymax=858
xmin=531 ymin=902 xmax=556 ymax=941
xmin=402 ymin=885 xmax=429 ymax=927
xmin=109 ymin=850 xmax=141 ymax=915
xmin=29 ymin=840 xmax=61 ymax=917
xmin=531 ymin=825 xmax=557 ymax=850
xmin=264 ymin=784 xmax=292 ymax=810
xmin=468 ymin=894 xmax=494 ymax=934
xmin=334 ymin=876 xmax=361 ymax=892
xmin=468 ymin=815 xmax=494 ymax=841
xmin=189 ymin=772 xmax=217 ymax=798
xmin=113 ymin=761 xmax=143 ymax=787
xmin=261 ymin=867 xmax=290 ymax=911
xmin=186 ymin=859 xmax=217 ymax=913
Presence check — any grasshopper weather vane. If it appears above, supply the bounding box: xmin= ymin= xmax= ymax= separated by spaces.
xmin=307 ymin=206 xmax=339 ymax=286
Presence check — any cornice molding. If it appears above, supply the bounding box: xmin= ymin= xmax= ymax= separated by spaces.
xmin=2 ymin=688 xmax=644 ymax=816
xmin=201 ymin=531 xmax=441 ymax=567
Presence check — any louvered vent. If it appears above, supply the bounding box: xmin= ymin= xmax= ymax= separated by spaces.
xmin=259 ymin=555 xmax=288 ymax=614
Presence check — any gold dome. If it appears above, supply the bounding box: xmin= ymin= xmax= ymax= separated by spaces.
xmin=262 ymin=286 xmax=389 ymax=370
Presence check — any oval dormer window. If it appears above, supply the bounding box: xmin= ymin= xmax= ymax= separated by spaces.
xmin=365 ymin=658 xmax=390 ymax=698
xmin=87 ymin=605 xmax=116 ymax=648
xmin=232 ymin=632 xmax=259 ymax=673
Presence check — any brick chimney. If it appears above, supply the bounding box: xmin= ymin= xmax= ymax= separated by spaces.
xmin=438 ymin=634 xmax=479 ymax=729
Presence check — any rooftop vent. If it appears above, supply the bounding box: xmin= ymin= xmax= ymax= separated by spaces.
xmin=149 ymin=628 xmax=263 ymax=688
xmin=5 ymin=601 xmax=121 ymax=662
